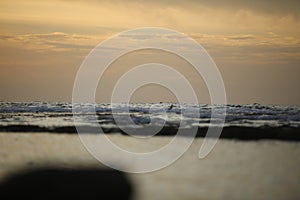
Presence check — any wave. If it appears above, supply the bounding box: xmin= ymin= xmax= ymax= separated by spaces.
xmin=0 ymin=102 xmax=300 ymax=140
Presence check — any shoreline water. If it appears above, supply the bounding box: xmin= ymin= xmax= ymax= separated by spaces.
xmin=0 ymin=132 xmax=300 ymax=199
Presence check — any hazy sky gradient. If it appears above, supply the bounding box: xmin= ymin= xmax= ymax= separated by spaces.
xmin=0 ymin=0 xmax=299 ymax=104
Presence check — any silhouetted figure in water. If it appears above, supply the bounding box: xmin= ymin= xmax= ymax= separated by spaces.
xmin=168 ymin=104 xmax=174 ymax=111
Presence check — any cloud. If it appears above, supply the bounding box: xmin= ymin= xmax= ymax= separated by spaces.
xmin=2 ymin=0 xmax=300 ymax=37
xmin=62 ymin=0 xmax=300 ymax=15
xmin=1 ymin=31 xmax=299 ymax=66
xmin=185 ymin=32 xmax=300 ymax=66
xmin=0 ymin=32 xmax=99 ymax=52
xmin=189 ymin=33 xmax=300 ymax=47
xmin=118 ymin=32 xmax=186 ymax=41
xmin=189 ymin=0 xmax=300 ymax=15
xmin=226 ymin=35 xmax=255 ymax=40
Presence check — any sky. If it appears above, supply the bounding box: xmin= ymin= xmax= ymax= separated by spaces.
xmin=0 ymin=0 xmax=299 ymax=104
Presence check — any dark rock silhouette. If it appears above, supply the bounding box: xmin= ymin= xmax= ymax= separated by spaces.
xmin=0 ymin=168 xmax=133 ymax=200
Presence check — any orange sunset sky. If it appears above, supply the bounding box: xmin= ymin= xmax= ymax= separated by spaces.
xmin=0 ymin=0 xmax=299 ymax=104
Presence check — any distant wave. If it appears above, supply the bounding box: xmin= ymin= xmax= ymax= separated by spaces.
xmin=0 ymin=102 xmax=300 ymax=140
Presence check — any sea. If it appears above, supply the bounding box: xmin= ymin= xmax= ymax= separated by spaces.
xmin=0 ymin=102 xmax=300 ymax=140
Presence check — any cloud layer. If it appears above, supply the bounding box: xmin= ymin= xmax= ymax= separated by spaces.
xmin=0 ymin=0 xmax=299 ymax=104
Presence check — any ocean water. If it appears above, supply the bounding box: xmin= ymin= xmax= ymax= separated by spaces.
xmin=0 ymin=102 xmax=299 ymax=140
